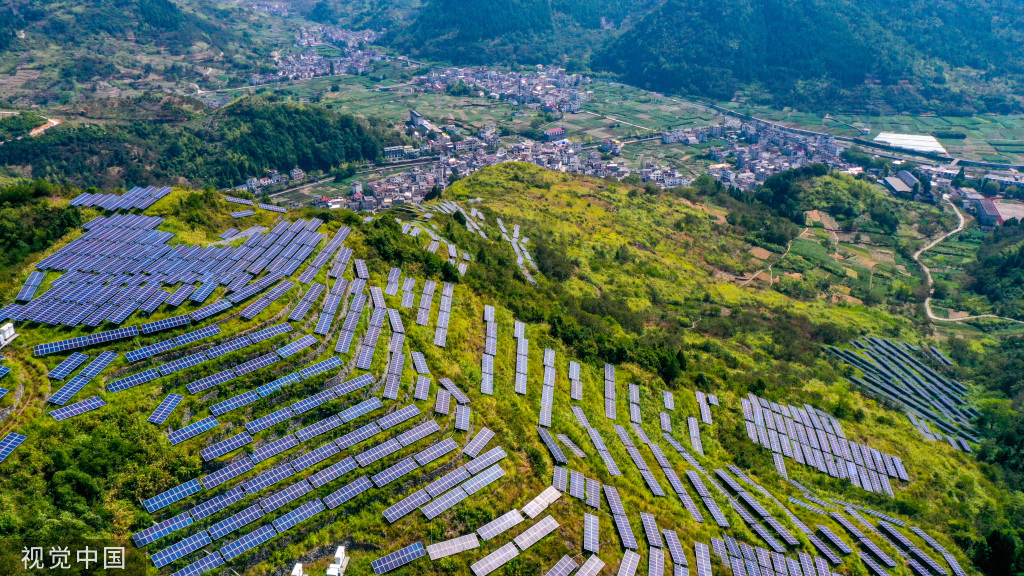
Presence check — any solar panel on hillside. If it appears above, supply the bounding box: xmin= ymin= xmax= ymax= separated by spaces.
xmin=201 ymin=432 xmax=253 ymax=461
xmin=168 ymin=416 xmax=219 ymax=445
xmin=455 ymin=405 xmax=471 ymax=431
xmin=0 ymin=433 xmax=27 ymax=464
xmin=48 ymin=353 xmax=90 ymax=380
xmin=477 ymin=509 xmax=524 ymax=541
xmin=273 ymin=499 xmax=325 ymax=532
xmin=471 ymin=542 xmax=519 ymax=576
xmin=48 ymin=375 xmax=91 ymax=406
xmin=422 ymin=486 xmax=469 ymax=520
xmin=355 ymin=438 xmax=402 ymax=467
xmin=373 ymin=542 xmax=426 ymax=575
xmin=151 ymin=530 xmax=212 ymax=568
xmin=613 ymin=514 xmax=639 ymax=549
xmin=143 ymin=478 xmax=203 ymax=513
xmin=49 ymin=395 xmax=106 ymax=421
xmin=251 ymin=434 xmax=299 ymax=463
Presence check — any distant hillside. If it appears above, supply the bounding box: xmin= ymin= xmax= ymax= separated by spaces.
xmin=0 ymin=0 xmax=279 ymax=104
xmin=390 ymin=0 xmax=658 ymax=65
xmin=0 ymin=94 xmax=404 ymax=188
xmin=592 ymin=0 xmax=1024 ymax=114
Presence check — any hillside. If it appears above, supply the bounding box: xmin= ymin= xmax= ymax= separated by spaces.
xmin=390 ymin=0 xmax=658 ymax=65
xmin=0 ymin=164 xmax=1022 ymax=576
xmin=591 ymin=0 xmax=1024 ymax=114
xmin=0 ymin=94 xmax=404 ymax=188
xmin=0 ymin=0 xmax=287 ymax=105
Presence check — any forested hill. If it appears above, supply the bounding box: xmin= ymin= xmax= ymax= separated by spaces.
xmin=390 ymin=0 xmax=658 ymax=64
xmin=0 ymin=94 xmax=404 ymax=188
xmin=591 ymin=0 xmax=1024 ymax=114
xmin=1 ymin=0 xmax=252 ymax=54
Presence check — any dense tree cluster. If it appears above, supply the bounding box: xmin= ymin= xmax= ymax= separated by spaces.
xmin=0 ymin=96 xmax=403 ymax=189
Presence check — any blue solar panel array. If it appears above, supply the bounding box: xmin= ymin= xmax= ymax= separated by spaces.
xmin=34 ymin=326 xmax=139 ymax=356
xmin=187 ymin=369 xmax=237 ymax=394
xmin=200 ymin=431 xmax=253 ymax=461
xmin=175 ymin=325 xmax=222 ymax=347
xmin=167 ymin=416 xmax=219 ymax=445
xmin=277 ymin=334 xmax=317 ymax=358
xmin=48 ymin=352 xmax=89 ymax=380
xmin=189 ymin=487 xmax=246 ymax=521
xmin=209 ymin=503 xmax=265 ymax=540
xmin=168 ymin=552 xmax=224 ymax=576
xmin=200 ymin=457 xmax=254 ymax=490
xmin=148 ymin=394 xmax=184 ymax=424
xmin=211 ymin=390 xmax=260 ymax=416
xmin=221 ymin=524 xmax=276 ymax=561
xmin=324 ymin=476 xmax=372 ymax=509
xmin=132 ymin=511 xmax=193 ymax=546
xmin=49 ymin=396 xmax=106 ymax=421
xmin=79 ymin=351 xmax=117 ymax=378
xmin=48 ymin=375 xmax=91 ymax=406
xmin=152 ymin=530 xmax=212 ymax=568
xmin=108 ymin=368 xmax=160 ymax=392
xmin=143 ymin=479 xmax=203 ymax=513
xmin=141 ymin=315 xmax=191 ymax=335
xmin=126 ymin=339 xmax=176 ymax=363
xmin=0 ymin=433 xmax=27 ymax=464
xmin=371 ymin=542 xmax=426 ymax=574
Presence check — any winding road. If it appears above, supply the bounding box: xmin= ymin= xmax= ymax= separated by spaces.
xmin=914 ymin=198 xmax=1023 ymax=324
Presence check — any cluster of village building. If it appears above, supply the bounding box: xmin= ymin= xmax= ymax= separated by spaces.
xmin=411 ymin=66 xmax=594 ymax=113
xmin=250 ymin=28 xmax=385 ymax=85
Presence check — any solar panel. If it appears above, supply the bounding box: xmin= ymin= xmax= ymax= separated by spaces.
xmin=246 ymin=407 xmax=294 ymax=434
xmin=258 ymin=372 xmax=302 ymax=397
xmin=0 ymin=433 xmax=27 ymax=464
xmin=478 ymin=510 xmax=524 ymax=541
xmin=584 ymin=513 xmax=600 ymax=553
xmin=152 ymin=531 xmax=212 ymax=568
xmin=48 ymin=353 xmax=90 ymax=380
xmin=617 ymin=550 xmax=642 ymax=576
xmin=251 ymin=434 xmax=299 ymax=463
xmin=471 ymin=542 xmax=519 ymax=576
xmin=613 ymin=514 xmax=639 ymax=549
xmin=141 ymin=315 xmax=192 ymax=335
xmin=663 ymin=530 xmax=687 ymax=565
xmin=356 ymin=438 xmax=402 ymax=467
xmin=210 ymin=502 xmax=266 ymax=539
xmin=244 ymin=462 xmax=296 ymax=495
xmin=49 ymin=395 xmax=106 ymax=421
xmin=309 ymin=456 xmax=358 ymax=489
xmin=373 ymin=457 xmax=420 ymax=487
xmin=48 ymin=375 xmax=91 ymax=406
xmin=175 ymin=325 xmax=222 ymax=347
xmin=427 ymin=534 xmax=480 ymax=561
xmin=336 ymin=422 xmax=383 ymax=450
xmin=220 ymin=524 xmax=277 ymax=562
xmin=189 ymin=487 xmax=247 ymax=521
xmin=338 ymin=396 xmax=383 ymax=422
xmin=168 ymin=416 xmax=219 ymax=445
xmin=455 ymin=405 xmax=471 ymax=431
xmin=201 ymin=432 xmax=253 ymax=461
xmin=324 ymin=476 xmax=373 ymax=509
xmin=372 ymin=542 xmax=426 ymax=575
xmin=200 ymin=457 xmax=254 ymax=490
xmin=640 ymin=513 xmax=664 ymax=548
xmin=384 ymin=490 xmax=432 ymax=523
xmin=211 ymin=390 xmax=260 ymax=417
xmin=168 ymin=552 xmax=224 ymax=576
xmin=463 ymin=463 xmax=506 ymax=495
xmin=273 ymin=498 xmax=326 ymax=532
xmin=143 ymin=478 xmax=203 ymax=513
xmin=422 ymin=486 xmax=469 ymax=519
xmin=695 ymin=543 xmax=713 ymax=576
xmin=260 ymin=481 xmax=314 ymax=515
xmin=64 ymin=353 xmax=109 ymax=383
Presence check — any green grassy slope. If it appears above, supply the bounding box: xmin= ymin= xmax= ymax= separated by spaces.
xmin=0 ymin=164 xmax=1019 ymax=575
